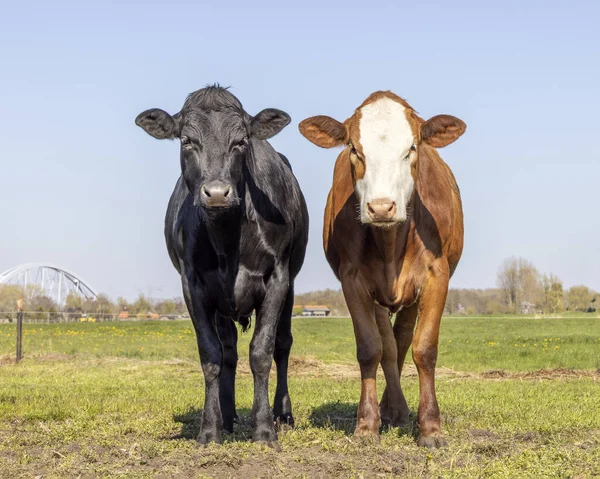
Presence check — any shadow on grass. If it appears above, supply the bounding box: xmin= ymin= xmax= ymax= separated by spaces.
xmin=171 ymin=407 xmax=253 ymax=441
xmin=171 ymin=402 xmax=417 ymax=442
xmin=309 ymin=401 xmax=418 ymax=439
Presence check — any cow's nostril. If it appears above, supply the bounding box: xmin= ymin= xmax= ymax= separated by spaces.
xmin=202 ymin=186 xmax=211 ymax=198
xmin=367 ymin=198 xmax=397 ymax=221
xmin=223 ymin=187 xmax=231 ymax=198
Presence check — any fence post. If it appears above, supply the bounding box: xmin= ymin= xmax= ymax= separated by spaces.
xmin=16 ymin=299 xmax=23 ymax=362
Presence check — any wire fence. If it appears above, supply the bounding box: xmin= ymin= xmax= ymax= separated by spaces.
xmin=0 ymin=311 xmax=190 ymax=324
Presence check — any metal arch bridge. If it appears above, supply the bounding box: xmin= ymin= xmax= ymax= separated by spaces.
xmin=0 ymin=263 xmax=98 ymax=306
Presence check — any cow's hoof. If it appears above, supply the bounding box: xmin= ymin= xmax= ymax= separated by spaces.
xmin=352 ymin=434 xmax=381 ymax=445
xmin=417 ymin=434 xmax=448 ymax=449
xmin=275 ymin=413 xmax=295 ymax=433
xmin=352 ymin=428 xmax=381 ymax=444
xmin=253 ymin=440 xmax=281 ymax=452
xmin=197 ymin=430 xmax=222 ymax=446
xmin=222 ymin=414 xmax=239 ymax=434
xmin=353 ymin=419 xmax=381 ymax=443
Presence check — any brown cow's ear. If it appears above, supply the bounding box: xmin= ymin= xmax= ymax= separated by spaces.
xmin=298 ymin=116 xmax=348 ymax=148
xmin=421 ymin=115 xmax=466 ymax=148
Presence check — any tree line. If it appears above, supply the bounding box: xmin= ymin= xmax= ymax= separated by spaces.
xmin=492 ymin=256 xmax=597 ymax=315
xmin=0 ymin=284 xmax=188 ymax=318
xmin=1 ymin=256 xmax=596 ymax=317
xmin=293 ymin=257 xmax=597 ymax=316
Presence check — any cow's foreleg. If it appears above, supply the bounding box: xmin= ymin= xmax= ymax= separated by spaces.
xmin=412 ymin=260 xmax=449 ymax=449
xmin=380 ymin=302 xmax=418 ymax=427
xmin=273 ymin=284 xmax=294 ymax=431
xmin=250 ymin=267 xmax=289 ymax=449
xmin=182 ymin=271 xmax=223 ymax=445
xmin=217 ymin=315 xmax=238 ymax=433
xmin=341 ymin=271 xmax=381 ymax=441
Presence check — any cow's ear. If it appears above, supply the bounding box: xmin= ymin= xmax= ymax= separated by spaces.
xmin=298 ymin=116 xmax=347 ymax=149
xmin=250 ymin=108 xmax=291 ymax=140
xmin=420 ymin=114 xmax=466 ymax=148
xmin=135 ymin=108 xmax=179 ymax=140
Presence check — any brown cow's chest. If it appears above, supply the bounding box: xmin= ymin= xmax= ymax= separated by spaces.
xmin=363 ymin=247 xmax=430 ymax=313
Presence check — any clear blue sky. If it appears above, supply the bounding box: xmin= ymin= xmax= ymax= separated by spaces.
xmin=1 ymin=0 xmax=599 ymax=300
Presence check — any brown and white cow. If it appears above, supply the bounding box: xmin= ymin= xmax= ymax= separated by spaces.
xmin=299 ymin=91 xmax=465 ymax=448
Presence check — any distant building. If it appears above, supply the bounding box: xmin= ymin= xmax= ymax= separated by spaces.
xmin=301 ymin=305 xmax=331 ymax=317
xmin=521 ymin=301 xmax=536 ymax=314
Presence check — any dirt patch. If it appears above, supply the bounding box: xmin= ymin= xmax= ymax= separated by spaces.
xmin=480 ymin=368 xmax=600 ymax=380
xmin=77 ymin=444 xmax=422 ymax=478
xmin=468 ymin=429 xmax=498 ymax=440
xmin=514 ymin=431 xmax=539 ymax=442
xmin=237 ymin=357 xmax=471 ymax=380
xmin=4 ymin=353 xmax=600 ymax=383
xmin=0 ymin=352 xmax=74 ymax=365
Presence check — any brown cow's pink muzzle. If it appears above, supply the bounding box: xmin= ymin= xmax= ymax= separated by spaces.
xmin=367 ymin=198 xmax=397 ymax=223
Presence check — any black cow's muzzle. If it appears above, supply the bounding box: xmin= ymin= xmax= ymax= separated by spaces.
xmin=196 ymin=181 xmax=236 ymax=210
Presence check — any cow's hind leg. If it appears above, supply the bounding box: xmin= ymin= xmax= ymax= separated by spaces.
xmin=380 ymin=303 xmax=418 ymax=428
xmin=217 ymin=315 xmax=238 ymax=433
xmin=273 ymin=284 xmax=294 ymax=431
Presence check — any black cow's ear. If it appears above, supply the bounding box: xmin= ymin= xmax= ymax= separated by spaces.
xmin=250 ymin=109 xmax=291 ymax=140
xmin=135 ymin=108 xmax=179 ymax=140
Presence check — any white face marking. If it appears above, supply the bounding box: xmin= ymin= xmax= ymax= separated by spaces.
xmin=356 ymin=97 xmax=415 ymax=224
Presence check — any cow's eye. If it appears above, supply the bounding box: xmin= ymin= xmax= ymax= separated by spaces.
xmin=349 ymin=144 xmax=358 ymax=156
xmin=405 ymin=144 xmax=416 ymax=160
xmin=181 ymin=136 xmax=192 ymax=148
xmin=234 ymin=138 xmax=248 ymax=150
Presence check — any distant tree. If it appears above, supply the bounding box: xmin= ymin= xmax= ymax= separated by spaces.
xmin=116 ymin=296 xmax=130 ymax=312
xmin=29 ymin=293 xmax=58 ymax=314
xmin=497 ymin=258 xmax=519 ymax=310
xmin=0 ymin=284 xmax=24 ymax=314
xmin=566 ymin=285 xmax=596 ymax=312
xmin=131 ymin=293 xmax=152 ymax=315
xmin=156 ymin=299 xmax=177 ymax=315
xmin=65 ymin=292 xmax=83 ymax=312
xmin=92 ymin=294 xmax=116 ymax=317
xmin=541 ymin=274 xmax=565 ymax=313
xmin=497 ymin=257 xmax=541 ymax=313
xmin=445 ymin=289 xmax=461 ymax=314
xmin=173 ymin=297 xmax=187 ymax=314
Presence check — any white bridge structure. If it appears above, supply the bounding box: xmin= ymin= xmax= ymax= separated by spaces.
xmin=0 ymin=263 xmax=98 ymax=306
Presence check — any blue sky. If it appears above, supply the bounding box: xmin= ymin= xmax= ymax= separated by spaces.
xmin=1 ymin=0 xmax=599 ymax=299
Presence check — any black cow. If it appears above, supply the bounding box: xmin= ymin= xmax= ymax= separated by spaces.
xmin=135 ymin=86 xmax=308 ymax=448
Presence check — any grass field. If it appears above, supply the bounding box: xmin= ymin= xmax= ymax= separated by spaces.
xmin=1 ymin=316 xmax=599 ymax=477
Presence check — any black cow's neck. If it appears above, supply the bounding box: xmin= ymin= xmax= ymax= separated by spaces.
xmin=198 ymin=180 xmax=246 ymax=317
